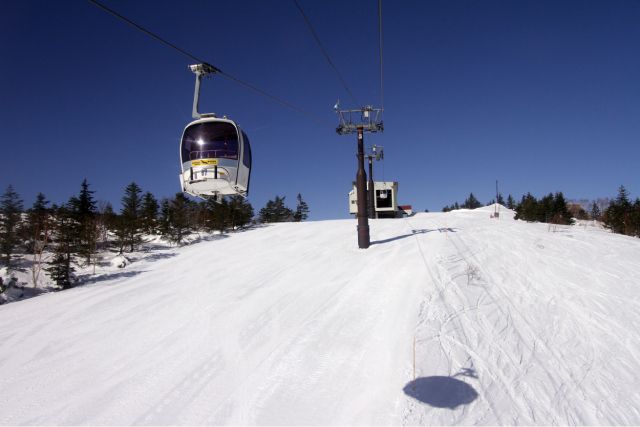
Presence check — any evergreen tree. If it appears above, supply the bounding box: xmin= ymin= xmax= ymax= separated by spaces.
xmin=496 ymin=193 xmax=505 ymax=206
xmin=537 ymin=193 xmax=554 ymax=222
xmin=630 ymin=199 xmax=640 ymax=237
xmin=24 ymin=192 xmax=50 ymax=254
xmin=0 ymin=185 xmax=24 ymax=266
xmin=461 ymin=193 xmax=482 ymax=209
xmin=293 ymin=193 xmax=310 ymax=222
xmin=615 ymin=185 xmax=631 ymax=208
xmin=205 ymin=197 xmax=230 ymax=233
xmin=120 ymin=182 xmax=144 ymax=251
xmin=506 ymin=194 xmax=516 ymax=210
xmin=74 ymin=179 xmax=97 ymax=218
xmin=604 ymin=186 xmax=632 ymax=234
xmin=167 ymin=193 xmax=192 ymax=244
xmin=551 ymin=192 xmax=573 ymax=225
xmin=46 ymin=249 xmax=76 ymax=289
xmin=515 ymin=193 xmax=537 ymax=221
xmin=45 ymin=204 xmax=76 ymax=289
xmin=227 ymin=195 xmax=254 ymax=229
xmin=590 ymin=201 xmax=601 ymax=220
xmin=141 ymin=192 xmax=159 ymax=235
xmin=70 ymin=179 xmax=98 ymax=264
xmin=259 ymin=196 xmax=294 ymax=223
xmin=158 ymin=199 xmax=171 ymax=237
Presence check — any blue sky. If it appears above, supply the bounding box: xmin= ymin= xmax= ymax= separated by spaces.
xmin=1 ymin=0 xmax=639 ymax=219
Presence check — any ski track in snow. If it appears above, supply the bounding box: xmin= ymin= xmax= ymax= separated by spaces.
xmin=1 ymin=209 xmax=640 ymax=425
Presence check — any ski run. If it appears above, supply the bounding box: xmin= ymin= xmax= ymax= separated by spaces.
xmin=1 ymin=206 xmax=640 ymax=425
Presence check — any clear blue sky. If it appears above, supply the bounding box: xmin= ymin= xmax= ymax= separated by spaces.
xmin=1 ymin=0 xmax=639 ymax=219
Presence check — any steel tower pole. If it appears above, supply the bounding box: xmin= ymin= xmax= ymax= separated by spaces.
xmin=356 ymin=127 xmax=370 ymax=248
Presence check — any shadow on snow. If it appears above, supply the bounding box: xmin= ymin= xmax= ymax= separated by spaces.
xmin=81 ymin=270 xmax=145 ymax=285
xmin=403 ymin=375 xmax=478 ymax=409
xmin=371 ymin=228 xmax=459 ymax=245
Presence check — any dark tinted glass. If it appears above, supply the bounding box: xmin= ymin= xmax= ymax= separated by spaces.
xmin=181 ymin=122 xmax=239 ymax=161
xmin=376 ymin=190 xmax=392 ymax=208
xmin=242 ymin=131 xmax=252 ymax=168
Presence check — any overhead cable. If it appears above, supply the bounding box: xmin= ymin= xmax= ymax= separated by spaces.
xmin=377 ymin=0 xmax=385 ymax=113
xmin=87 ymin=0 xmax=329 ymax=126
xmin=293 ymin=0 xmax=360 ymax=107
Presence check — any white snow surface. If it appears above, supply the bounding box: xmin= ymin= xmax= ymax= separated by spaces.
xmin=1 ymin=208 xmax=640 ymax=425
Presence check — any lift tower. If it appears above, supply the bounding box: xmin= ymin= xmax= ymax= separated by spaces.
xmin=336 ymin=105 xmax=384 ymax=249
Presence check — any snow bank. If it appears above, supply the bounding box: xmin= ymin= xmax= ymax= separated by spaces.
xmin=110 ymin=254 xmax=131 ymax=269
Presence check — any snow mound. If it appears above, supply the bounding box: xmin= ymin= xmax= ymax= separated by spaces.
xmin=110 ymin=254 xmax=130 ymax=268
xmin=474 ymin=202 xmax=516 ymax=218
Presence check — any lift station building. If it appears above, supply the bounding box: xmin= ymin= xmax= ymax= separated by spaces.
xmin=348 ymin=181 xmax=403 ymax=218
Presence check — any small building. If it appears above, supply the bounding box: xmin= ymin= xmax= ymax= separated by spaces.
xmin=398 ymin=205 xmax=413 ymax=216
xmin=348 ymin=181 xmax=400 ymax=218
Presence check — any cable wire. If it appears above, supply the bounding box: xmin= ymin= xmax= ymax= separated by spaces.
xmin=377 ymin=0 xmax=385 ymax=113
xmin=87 ymin=0 xmax=330 ymax=126
xmin=293 ymin=0 xmax=359 ymax=107
xmin=88 ymin=0 xmax=212 ymax=67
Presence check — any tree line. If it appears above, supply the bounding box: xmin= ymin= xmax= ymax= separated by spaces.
xmin=0 ymin=181 xmax=310 ymax=291
xmin=442 ymin=192 xmax=515 ymax=212
xmin=441 ymin=186 xmax=640 ymax=238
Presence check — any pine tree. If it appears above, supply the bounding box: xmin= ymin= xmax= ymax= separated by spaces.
xmin=630 ymin=198 xmax=640 ymax=237
xmin=46 ymin=249 xmax=76 ymax=290
xmin=461 ymin=193 xmax=481 ymax=209
xmin=551 ymin=192 xmax=573 ymax=225
xmin=205 ymin=197 xmax=230 ymax=233
xmin=506 ymin=194 xmax=516 ymax=210
xmin=141 ymin=192 xmax=159 ymax=235
xmin=515 ymin=193 xmax=538 ymax=221
xmin=604 ymin=186 xmax=632 ymax=234
xmin=293 ymin=193 xmax=309 ymax=222
xmin=167 ymin=193 xmax=192 ymax=244
xmin=590 ymin=201 xmax=601 ymax=220
xmin=70 ymin=179 xmax=98 ymax=264
xmin=537 ymin=193 xmax=554 ymax=222
xmin=158 ymin=199 xmax=171 ymax=237
xmin=46 ymin=204 xmax=76 ymax=289
xmin=227 ymin=195 xmax=254 ymax=229
xmin=615 ymin=185 xmax=631 ymax=208
xmin=496 ymin=193 xmax=505 ymax=206
xmin=24 ymin=192 xmax=50 ymax=254
xmin=120 ymin=182 xmax=144 ymax=251
xmin=259 ymin=196 xmax=294 ymax=223
xmin=0 ymin=185 xmax=24 ymax=266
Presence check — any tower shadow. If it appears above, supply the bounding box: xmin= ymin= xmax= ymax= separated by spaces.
xmin=403 ymin=376 xmax=478 ymax=409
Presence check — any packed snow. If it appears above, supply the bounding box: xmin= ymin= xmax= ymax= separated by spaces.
xmin=1 ymin=206 xmax=640 ymax=425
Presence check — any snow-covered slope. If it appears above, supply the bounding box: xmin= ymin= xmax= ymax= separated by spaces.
xmin=1 ymin=208 xmax=640 ymax=425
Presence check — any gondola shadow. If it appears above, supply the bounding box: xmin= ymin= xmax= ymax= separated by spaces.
xmin=371 ymin=229 xmax=437 ymax=245
xmin=403 ymin=376 xmax=478 ymax=409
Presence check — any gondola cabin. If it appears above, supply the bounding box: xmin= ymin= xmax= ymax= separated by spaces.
xmin=179 ymin=115 xmax=251 ymax=199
